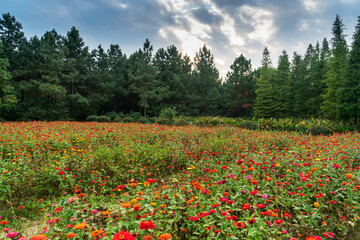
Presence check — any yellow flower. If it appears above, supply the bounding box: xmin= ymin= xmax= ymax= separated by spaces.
xmin=314 ymin=202 xmax=319 ymax=208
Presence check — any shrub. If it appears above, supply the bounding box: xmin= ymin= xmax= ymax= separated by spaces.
xmin=156 ymin=117 xmax=171 ymax=125
xmin=308 ymin=125 xmax=331 ymax=135
xmin=106 ymin=111 xmax=118 ymax=121
xmin=122 ymin=117 xmax=134 ymax=123
xmin=159 ymin=107 xmax=178 ymax=120
xmin=174 ymin=118 xmax=189 ymax=126
xmin=238 ymin=120 xmax=258 ymax=130
xmin=138 ymin=117 xmax=149 ymax=124
xmin=86 ymin=115 xmax=98 ymax=121
xmin=96 ymin=115 xmax=110 ymax=122
xmin=113 ymin=117 xmax=122 ymax=122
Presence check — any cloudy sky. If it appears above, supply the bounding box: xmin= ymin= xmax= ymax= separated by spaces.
xmin=1 ymin=0 xmax=359 ymax=78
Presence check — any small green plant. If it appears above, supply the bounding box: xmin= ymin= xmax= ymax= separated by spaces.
xmin=156 ymin=117 xmax=170 ymax=125
xmin=122 ymin=116 xmax=134 ymax=123
xmin=174 ymin=118 xmax=189 ymax=126
xmin=238 ymin=120 xmax=259 ymax=130
xmin=113 ymin=117 xmax=122 ymax=122
xmin=308 ymin=125 xmax=331 ymax=135
xmin=86 ymin=115 xmax=98 ymax=121
xmin=159 ymin=107 xmax=178 ymax=120
xmin=96 ymin=115 xmax=111 ymax=122
xmin=138 ymin=117 xmax=148 ymax=124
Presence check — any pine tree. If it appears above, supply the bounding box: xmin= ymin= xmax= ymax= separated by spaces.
xmin=224 ymin=54 xmax=255 ymax=117
xmin=322 ymin=15 xmax=348 ymax=119
xmin=0 ymin=41 xmax=16 ymax=117
xmin=254 ymin=47 xmax=275 ymax=118
xmin=291 ymin=52 xmax=307 ymax=117
xmin=273 ymin=50 xmax=291 ymax=117
xmin=191 ymin=44 xmax=220 ymax=115
xmin=337 ymin=16 xmax=360 ymax=129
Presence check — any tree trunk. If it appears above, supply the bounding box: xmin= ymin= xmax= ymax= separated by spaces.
xmin=144 ymin=106 xmax=147 ymax=118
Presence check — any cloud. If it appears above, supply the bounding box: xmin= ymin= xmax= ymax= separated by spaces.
xmin=1 ymin=0 xmax=359 ymax=78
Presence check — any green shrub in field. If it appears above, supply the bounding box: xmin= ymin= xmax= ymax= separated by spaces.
xmin=122 ymin=116 xmax=134 ymax=123
xmin=308 ymin=125 xmax=331 ymax=135
xmin=238 ymin=120 xmax=258 ymax=130
xmin=174 ymin=118 xmax=189 ymax=126
xmin=86 ymin=115 xmax=98 ymax=121
xmin=105 ymin=111 xmax=118 ymax=121
xmin=96 ymin=115 xmax=111 ymax=122
xmin=114 ymin=117 xmax=122 ymax=122
xmin=138 ymin=117 xmax=149 ymax=123
xmin=156 ymin=117 xmax=171 ymax=125
xmin=159 ymin=107 xmax=178 ymax=120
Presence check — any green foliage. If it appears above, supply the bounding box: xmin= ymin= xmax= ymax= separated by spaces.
xmin=86 ymin=115 xmax=97 ymax=121
xmin=113 ymin=116 xmax=122 ymax=122
xmin=159 ymin=106 xmax=178 ymax=119
xmin=337 ymin=17 xmax=360 ymax=130
xmin=238 ymin=120 xmax=258 ymax=130
xmin=254 ymin=47 xmax=275 ymax=118
xmin=156 ymin=117 xmax=171 ymax=125
xmin=137 ymin=117 xmax=148 ymax=123
xmin=174 ymin=118 xmax=189 ymax=126
xmin=322 ymin=15 xmax=348 ymax=119
xmin=96 ymin=115 xmax=110 ymax=122
xmin=308 ymin=125 xmax=331 ymax=135
xmin=121 ymin=116 xmax=134 ymax=123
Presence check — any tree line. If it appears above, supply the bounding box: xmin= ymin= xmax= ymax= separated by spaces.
xmin=0 ymin=13 xmax=359 ymax=127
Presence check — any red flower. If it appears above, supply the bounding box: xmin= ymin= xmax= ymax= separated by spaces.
xmin=247 ymin=219 xmax=256 ymax=225
xmin=306 ymin=236 xmax=322 ymax=240
xmin=112 ymin=231 xmax=136 ymax=240
xmin=54 ymin=207 xmax=63 ymax=213
xmin=139 ymin=221 xmax=156 ymax=230
xmin=256 ymin=204 xmax=266 ymax=208
xmin=234 ymin=221 xmax=245 ymax=229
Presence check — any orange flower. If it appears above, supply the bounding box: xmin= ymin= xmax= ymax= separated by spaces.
xmin=159 ymin=233 xmax=171 ymax=240
xmin=102 ymin=211 xmax=110 ymax=216
xmin=346 ymin=174 xmax=353 ymax=179
xmin=67 ymin=233 xmax=76 ymax=238
xmin=90 ymin=230 xmax=104 ymax=237
xmin=31 ymin=235 xmax=47 ymax=240
xmin=143 ymin=235 xmax=153 ymax=240
xmin=74 ymin=222 xmax=87 ymax=229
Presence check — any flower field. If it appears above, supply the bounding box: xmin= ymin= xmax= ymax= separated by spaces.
xmin=0 ymin=122 xmax=360 ymax=240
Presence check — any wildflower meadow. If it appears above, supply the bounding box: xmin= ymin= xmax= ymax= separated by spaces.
xmin=0 ymin=121 xmax=359 ymax=240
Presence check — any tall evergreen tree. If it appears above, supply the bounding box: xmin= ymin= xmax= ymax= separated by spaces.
xmin=191 ymin=44 xmax=220 ymax=115
xmin=224 ymin=54 xmax=255 ymax=117
xmin=0 ymin=13 xmax=25 ymax=71
xmin=322 ymin=15 xmax=348 ymax=119
xmin=273 ymin=50 xmax=291 ymax=117
xmin=254 ymin=47 xmax=275 ymax=118
xmin=338 ymin=16 xmax=360 ymax=129
xmin=291 ymin=52 xmax=307 ymax=117
xmin=128 ymin=39 xmax=166 ymax=117
xmin=0 ymin=41 xmax=16 ymax=117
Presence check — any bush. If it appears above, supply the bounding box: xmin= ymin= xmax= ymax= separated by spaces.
xmin=113 ymin=117 xmax=122 ymax=122
xmin=238 ymin=120 xmax=258 ymax=130
xmin=106 ymin=111 xmax=118 ymax=121
xmin=160 ymin=107 xmax=178 ymax=120
xmin=96 ymin=115 xmax=110 ymax=122
xmin=174 ymin=118 xmax=189 ymax=126
xmin=122 ymin=117 xmax=134 ymax=123
xmin=308 ymin=125 xmax=331 ymax=135
xmin=156 ymin=117 xmax=171 ymax=125
xmin=138 ymin=117 xmax=149 ymax=124
xmin=86 ymin=115 xmax=98 ymax=121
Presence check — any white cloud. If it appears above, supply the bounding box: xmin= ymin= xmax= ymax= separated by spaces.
xmin=103 ymin=0 xmax=127 ymax=9
xmin=239 ymin=6 xmax=276 ymax=45
xmin=302 ymin=0 xmax=320 ymax=12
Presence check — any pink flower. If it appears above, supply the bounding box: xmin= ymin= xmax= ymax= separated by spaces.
xmin=6 ymin=232 xmax=18 ymax=238
xmin=323 ymin=232 xmax=334 ymax=238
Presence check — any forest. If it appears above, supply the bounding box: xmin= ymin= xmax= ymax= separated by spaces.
xmin=0 ymin=13 xmax=359 ymax=125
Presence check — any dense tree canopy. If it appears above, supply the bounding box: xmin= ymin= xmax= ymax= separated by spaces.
xmin=0 ymin=13 xmax=358 ymax=122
